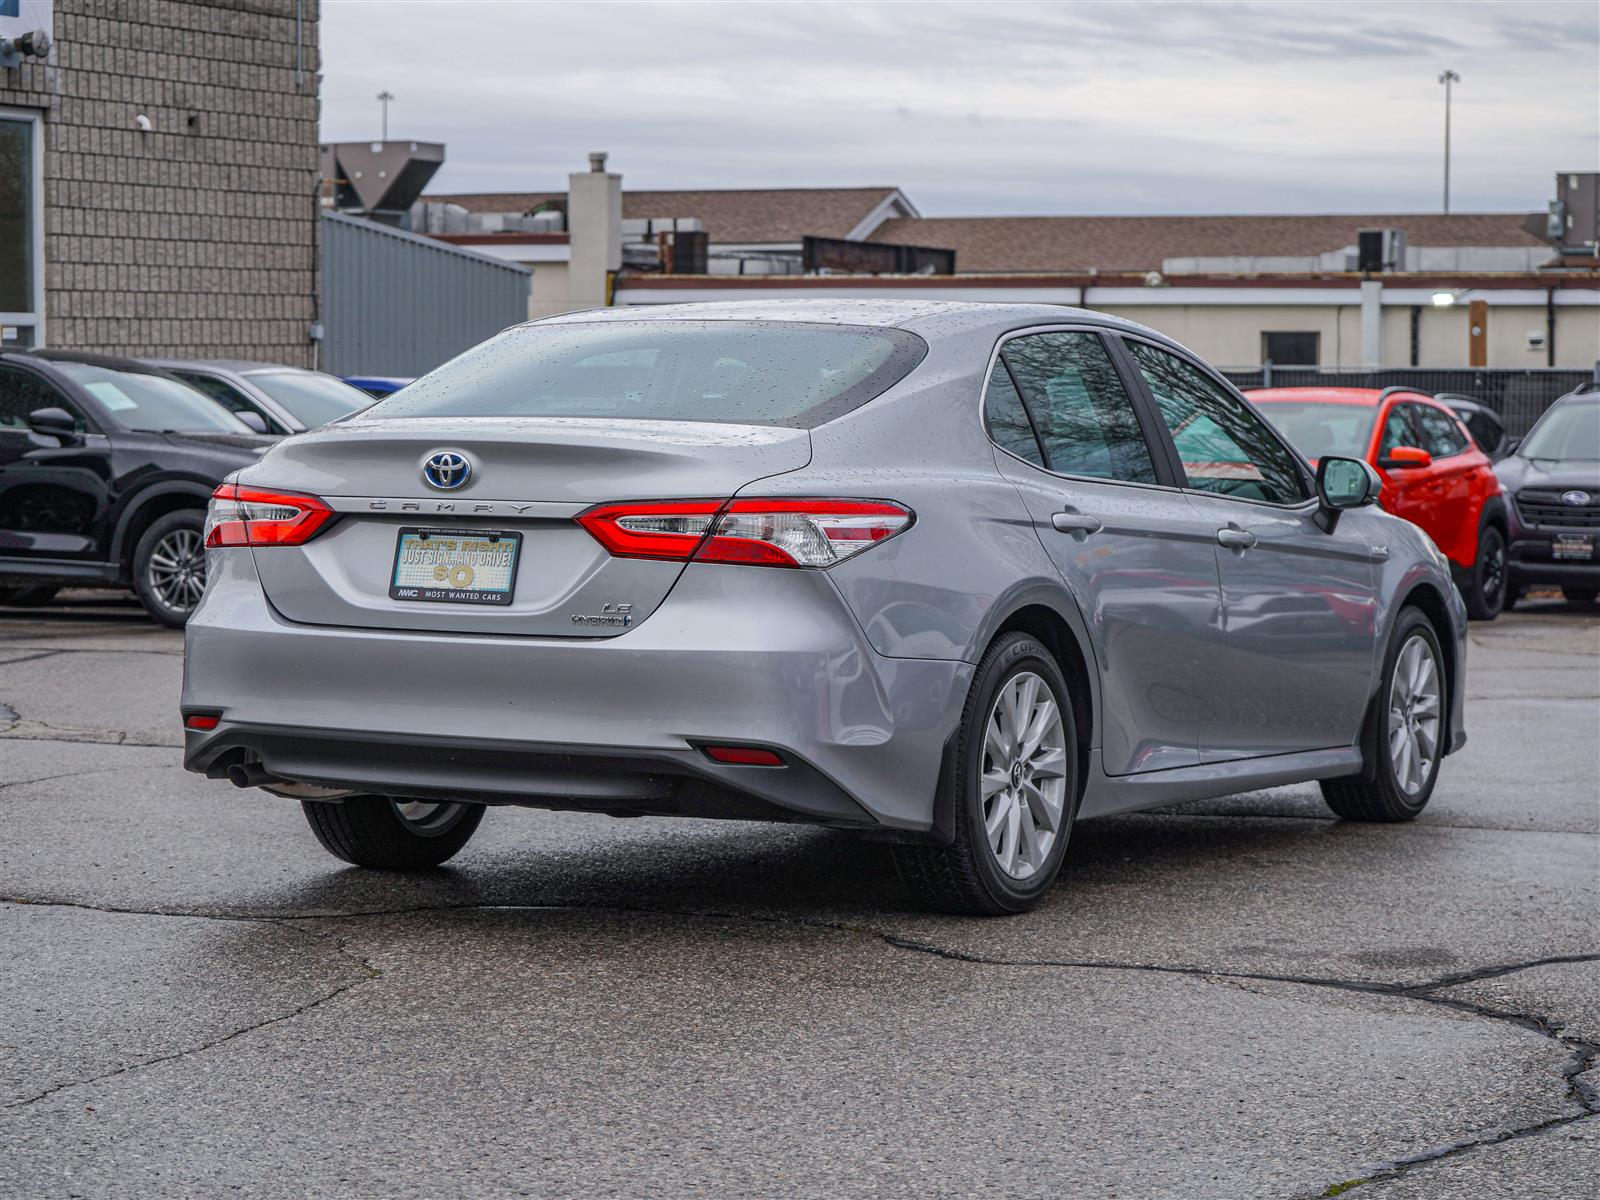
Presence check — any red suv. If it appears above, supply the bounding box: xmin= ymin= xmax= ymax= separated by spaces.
xmin=1247 ymin=387 xmax=1508 ymax=619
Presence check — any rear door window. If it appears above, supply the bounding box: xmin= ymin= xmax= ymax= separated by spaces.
xmin=997 ymin=331 xmax=1158 ymax=483
xmin=366 ymin=320 xmax=928 ymax=429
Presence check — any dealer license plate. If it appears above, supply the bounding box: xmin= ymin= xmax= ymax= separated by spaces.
xmin=1552 ymin=534 xmax=1595 ymax=561
xmin=389 ymin=528 xmax=521 ymax=605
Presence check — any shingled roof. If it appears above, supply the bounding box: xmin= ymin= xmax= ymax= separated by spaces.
xmin=425 ymin=186 xmax=910 ymax=245
xmin=867 ymin=213 xmax=1545 ymax=273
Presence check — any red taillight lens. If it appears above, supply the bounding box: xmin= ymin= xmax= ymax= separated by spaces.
xmin=697 ymin=499 xmax=912 ymax=567
xmin=204 ymin=484 xmax=335 ymax=548
xmin=576 ymin=498 xmax=912 ymax=568
xmin=575 ymin=499 xmax=725 ymax=561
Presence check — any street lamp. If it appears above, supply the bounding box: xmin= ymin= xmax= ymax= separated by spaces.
xmin=377 ymin=90 xmax=395 ymax=142
xmin=1438 ymin=70 xmax=1460 ymax=214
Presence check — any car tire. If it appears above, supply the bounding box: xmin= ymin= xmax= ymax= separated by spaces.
xmin=0 ymin=586 xmax=59 ymax=607
xmin=1321 ymin=607 xmax=1445 ymax=822
xmin=1463 ymin=524 xmax=1506 ymax=621
xmin=132 ymin=510 xmax=207 ymax=628
xmin=892 ymin=632 xmax=1079 ymax=916
xmin=301 ymin=796 xmax=485 ymax=869
xmin=1561 ymin=586 xmax=1598 ymax=606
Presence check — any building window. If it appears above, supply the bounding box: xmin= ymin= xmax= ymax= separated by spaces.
xmin=0 ymin=108 xmax=43 ymax=349
xmin=1262 ymin=331 xmax=1318 ymax=366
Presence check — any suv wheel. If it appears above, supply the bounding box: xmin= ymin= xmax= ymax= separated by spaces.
xmin=892 ymin=632 xmax=1079 ymax=915
xmin=301 ymin=796 xmax=485 ymax=869
xmin=132 ymin=510 xmax=207 ymax=628
xmin=1463 ymin=524 xmax=1506 ymax=621
xmin=1322 ymin=607 xmax=1445 ymax=822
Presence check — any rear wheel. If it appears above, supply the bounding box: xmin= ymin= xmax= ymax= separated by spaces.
xmin=132 ymin=509 xmax=207 ymax=628
xmin=1322 ymin=607 xmax=1444 ymax=822
xmin=893 ymin=632 xmax=1078 ymax=915
xmin=301 ymin=796 xmax=485 ymax=869
xmin=0 ymin=586 xmax=59 ymax=607
xmin=1561 ymin=586 xmax=1598 ymax=606
xmin=1463 ymin=524 xmax=1506 ymax=621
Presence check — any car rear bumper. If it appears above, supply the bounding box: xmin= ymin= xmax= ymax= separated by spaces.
xmin=182 ymin=554 xmax=971 ymax=832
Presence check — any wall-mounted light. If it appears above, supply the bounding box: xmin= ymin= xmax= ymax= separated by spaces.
xmin=1431 ymin=291 xmax=1458 ymax=307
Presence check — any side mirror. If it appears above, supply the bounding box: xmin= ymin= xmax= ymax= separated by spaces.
xmin=1314 ymin=455 xmax=1381 ymax=532
xmin=27 ymin=407 xmax=83 ymax=447
xmin=1378 ymin=444 xmax=1432 ymax=469
xmin=234 ymin=410 xmax=269 ymax=435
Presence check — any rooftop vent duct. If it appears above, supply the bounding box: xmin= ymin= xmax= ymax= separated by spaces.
xmin=321 ymin=141 xmax=445 ymax=226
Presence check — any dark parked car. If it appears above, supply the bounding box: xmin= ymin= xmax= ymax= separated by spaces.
xmin=0 ymin=350 xmax=276 ymax=625
xmin=146 ymin=359 xmax=374 ymax=435
xmin=342 ymin=375 xmax=413 ymax=398
xmin=1495 ymin=385 xmax=1600 ymax=607
xmin=1435 ymin=394 xmax=1509 ymax=459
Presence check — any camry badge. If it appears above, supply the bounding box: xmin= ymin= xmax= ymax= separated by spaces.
xmin=1560 ymin=490 xmax=1591 ymax=506
xmin=422 ymin=451 xmax=471 ymax=491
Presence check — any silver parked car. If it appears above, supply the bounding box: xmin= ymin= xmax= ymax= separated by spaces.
xmin=144 ymin=359 xmax=374 ymax=435
xmin=182 ymin=301 xmax=1467 ymax=914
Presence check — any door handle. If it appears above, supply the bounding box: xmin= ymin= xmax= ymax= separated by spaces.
xmin=1216 ymin=527 xmax=1257 ymax=550
xmin=1051 ymin=511 xmax=1102 ymax=537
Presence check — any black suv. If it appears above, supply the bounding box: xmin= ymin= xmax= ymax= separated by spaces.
xmin=0 ymin=349 xmax=277 ymax=626
xmin=1495 ymin=385 xmax=1600 ymax=607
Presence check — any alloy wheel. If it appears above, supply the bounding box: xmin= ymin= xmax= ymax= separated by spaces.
xmin=147 ymin=527 xmax=207 ymax=612
xmin=1387 ymin=634 xmax=1441 ymax=796
xmin=1480 ymin=537 xmax=1505 ymax=609
xmin=981 ymin=670 xmax=1069 ymax=880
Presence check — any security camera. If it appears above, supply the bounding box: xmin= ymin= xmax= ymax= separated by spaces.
xmin=0 ymin=29 xmax=52 ymax=63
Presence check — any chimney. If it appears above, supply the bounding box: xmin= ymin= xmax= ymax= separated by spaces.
xmin=568 ymin=152 xmax=622 ymax=307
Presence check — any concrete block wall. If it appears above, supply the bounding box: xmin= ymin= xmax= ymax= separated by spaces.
xmin=0 ymin=0 xmax=320 ymax=365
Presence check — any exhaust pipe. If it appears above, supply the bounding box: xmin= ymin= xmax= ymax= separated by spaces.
xmin=227 ymin=762 xmax=278 ymax=789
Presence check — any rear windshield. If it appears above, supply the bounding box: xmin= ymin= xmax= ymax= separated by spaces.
xmin=361 ymin=320 xmax=928 ymax=428
xmin=52 ymin=363 xmax=251 ymax=434
xmin=246 ymin=370 xmax=372 ymax=428
xmin=1254 ymin=400 xmax=1377 ymax=462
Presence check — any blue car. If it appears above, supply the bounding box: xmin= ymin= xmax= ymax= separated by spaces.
xmin=343 ymin=375 xmax=413 ymax=398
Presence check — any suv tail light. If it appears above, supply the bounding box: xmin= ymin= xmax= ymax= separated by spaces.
xmin=577 ymin=498 xmax=912 ymax=568
xmin=204 ymin=484 xmax=335 ymax=548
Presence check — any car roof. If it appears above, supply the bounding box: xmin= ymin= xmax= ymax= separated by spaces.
xmin=144 ymin=358 xmax=310 ymax=376
xmin=531 ymin=297 xmax=1176 ymax=340
xmin=1247 ymin=386 xmax=1440 ymax=407
xmin=12 ymin=348 xmax=172 ymax=376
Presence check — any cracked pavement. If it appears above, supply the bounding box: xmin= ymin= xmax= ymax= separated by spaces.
xmin=1 ymin=591 xmax=1596 ymax=1198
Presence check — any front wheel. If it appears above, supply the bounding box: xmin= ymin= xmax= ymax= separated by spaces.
xmin=301 ymin=796 xmax=485 ymax=869
xmin=132 ymin=510 xmax=207 ymax=628
xmin=1463 ymin=524 xmax=1506 ymax=621
xmin=892 ymin=632 xmax=1079 ymax=915
xmin=1322 ymin=607 xmax=1445 ymax=822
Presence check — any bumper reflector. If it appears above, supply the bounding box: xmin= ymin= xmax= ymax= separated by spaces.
xmin=184 ymin=713 xmax=221 ymax=731
xmin=702 ymin=745 xmax=784 ymax=767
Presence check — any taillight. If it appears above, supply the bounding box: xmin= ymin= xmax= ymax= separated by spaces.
xmin=576 ymin=498 xmax=912 ymax=568
xmin=204 ymin=484 xmax=335 ymax=548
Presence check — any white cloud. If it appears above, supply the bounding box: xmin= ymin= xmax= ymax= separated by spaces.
xmin=319 ymin=0 xmax=1598 ymax=214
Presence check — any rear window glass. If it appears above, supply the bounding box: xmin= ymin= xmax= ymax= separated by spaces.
xmin=362 ymin=320 xmax=928 ymax=428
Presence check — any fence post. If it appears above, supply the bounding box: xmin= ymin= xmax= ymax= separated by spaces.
xmin=1592 ymin=359 xmax=1599 ymax=384
xmin=1262 ymin=359 xmax=1273 ymax=388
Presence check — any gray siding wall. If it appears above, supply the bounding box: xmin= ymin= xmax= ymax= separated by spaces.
xmin=320 ymin=211 xmax=531 ymax=377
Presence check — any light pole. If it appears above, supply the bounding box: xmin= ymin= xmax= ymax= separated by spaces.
xmin=377 ymin=90 xmax=394 ymax=141
xmin=1438 ymin=70 xmax=1460 ymax=214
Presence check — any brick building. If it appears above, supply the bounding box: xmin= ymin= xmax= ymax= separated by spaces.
xmin=1 ymin=0 xmax=320 ymax=364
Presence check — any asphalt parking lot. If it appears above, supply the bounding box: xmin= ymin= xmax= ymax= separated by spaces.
xmin=1 ymin=592 xmax=1596 ymax=1199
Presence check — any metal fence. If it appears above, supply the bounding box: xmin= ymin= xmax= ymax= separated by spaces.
xmin=320 ymin=211 xmax=531 ymax=377
xmin=1222 ymin=366 xmax=1599 ymax=435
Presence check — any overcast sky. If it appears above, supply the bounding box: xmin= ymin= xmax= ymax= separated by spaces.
xmin=320 ymin=0 xmax=1598 ymax=216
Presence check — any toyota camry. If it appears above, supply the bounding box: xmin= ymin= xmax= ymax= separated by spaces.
xmin=182 ymin=301 xmax=1467 ymax=914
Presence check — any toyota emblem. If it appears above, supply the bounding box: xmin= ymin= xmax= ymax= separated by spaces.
xmin=422 ymin=451 xmax=472 ymax=491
